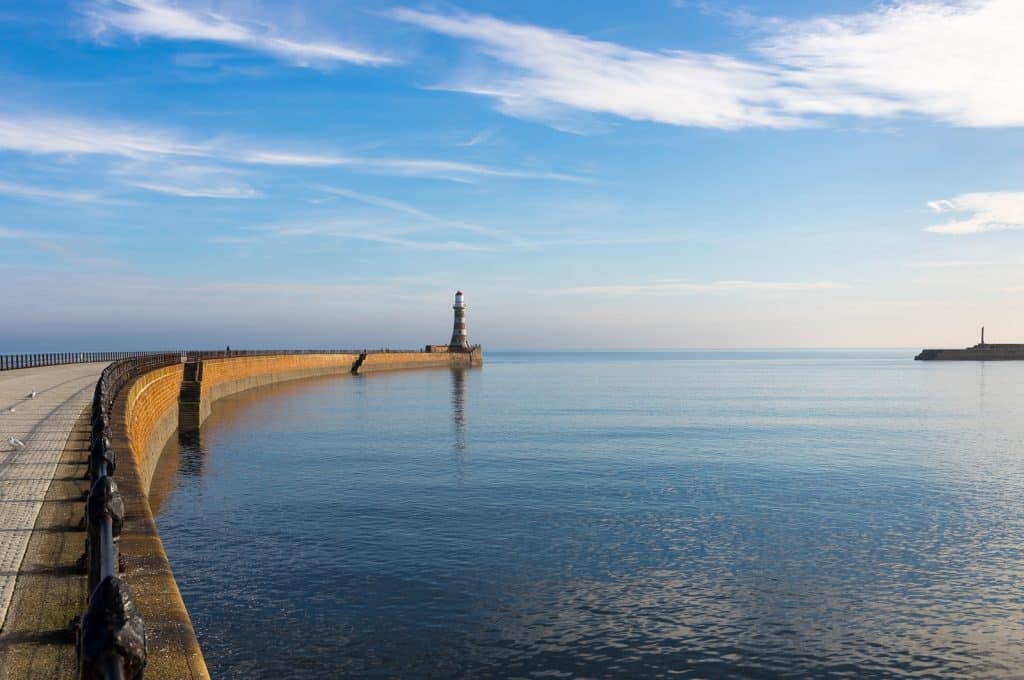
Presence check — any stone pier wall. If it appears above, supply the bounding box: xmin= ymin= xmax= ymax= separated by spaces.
xmin=356 ymin=347 xmax=482 ymax=373
xmin=126 ymin=363 xmax=186 ymax=493
xmin=195 ymin=354 xmax=360 ymax=427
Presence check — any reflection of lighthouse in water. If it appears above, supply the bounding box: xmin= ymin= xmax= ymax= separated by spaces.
xmin=451 ymin=367 xmax=467 ymax=456
xmin=449 ymin=290 xmax=470 ymax=350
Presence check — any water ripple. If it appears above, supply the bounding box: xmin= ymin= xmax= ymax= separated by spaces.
xmin=154 ymin=353 xmax=1024 ymax=678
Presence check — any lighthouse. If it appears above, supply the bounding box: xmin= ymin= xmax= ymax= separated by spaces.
xmin=449 ymin=290 xmax=470 ymax=350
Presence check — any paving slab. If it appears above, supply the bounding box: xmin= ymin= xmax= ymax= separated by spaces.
xmin=0 ymin=404 xmax=91 ymax=679
xmin=0 ymin=363 xmax=107 ymax=631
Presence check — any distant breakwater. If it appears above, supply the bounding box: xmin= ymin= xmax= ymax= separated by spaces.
xmin=915 ymin=343 xmax=1024 ymax=360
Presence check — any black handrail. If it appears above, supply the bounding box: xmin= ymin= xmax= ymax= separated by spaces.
xmin=78 ymin=357 xmax=164 ymax=679
xmin=0 ymin=348 xmax=442 ymax=372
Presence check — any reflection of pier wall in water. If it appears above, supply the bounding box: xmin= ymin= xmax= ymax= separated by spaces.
xmin=117 ymin=348 xmax=484 ymax=678
xmin=176 ymin=354 xmax=359 ymax=442
xmin=153 ymin=373 xmax=371 ymax=515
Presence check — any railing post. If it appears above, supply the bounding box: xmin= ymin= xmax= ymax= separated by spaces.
xmin=85 ymin=476 xmax=123 ymax=594
xmin=78 ymin=574 xmax=146 ymax=680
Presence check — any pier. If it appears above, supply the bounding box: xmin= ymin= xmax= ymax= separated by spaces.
xmin=0 ymin=346 xmax=482 ymax=679
xmin=0 ymin=292 xmax=482 ymax=678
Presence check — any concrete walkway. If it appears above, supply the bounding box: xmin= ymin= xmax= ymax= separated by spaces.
xmin=0 ymin=363 xmax=107 ymax=631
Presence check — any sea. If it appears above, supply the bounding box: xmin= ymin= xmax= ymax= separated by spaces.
xmin=148 ymin=351 xmax=1024 ymax=679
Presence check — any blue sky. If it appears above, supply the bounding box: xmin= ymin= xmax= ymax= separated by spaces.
xmin=2 ymin=0 xmax=1023 ymax=350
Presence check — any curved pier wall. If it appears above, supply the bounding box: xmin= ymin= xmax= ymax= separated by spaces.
xmin=126 ymin=363 xmax=186 ymax=495
xmin=113 ymin=349 xmax=481 ymax=678
xmin=195 ymin=354 xmax=359 ymax=428
xmin=112 ymin=363 xmax=208 ymax=680
xmin=128 ymin=354 xmax=358 ymax=492
xmin=358 ymin=347 xmax=482 ymax=373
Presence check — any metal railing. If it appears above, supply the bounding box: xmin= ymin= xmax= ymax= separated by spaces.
xmin=77 ymin=354 xmax=192 ymax=679
xmin=0 ymin=349 xmax=404 ymax=372
xmin=0 ymin=352 xmax=166 ymax=371
xmin=0 ymin=348 xmax=454 ymax=372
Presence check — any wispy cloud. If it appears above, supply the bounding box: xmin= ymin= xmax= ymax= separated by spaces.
xmin=114 ymin=162 xmax=260 ymax=198
xmin=926 ymin=192 xmax=1024 ymax=234
xmin=0 ymin=113 xmax=207 ymax=159
xmin=249 ymin=220 xmax=494 ymax=252
xmin=126 ymin=180 xmax=257 ymax=198
xmin=313 ymin=185 xmax=511 ymax=240
xmin=545 ymin=280 xmax=849 ymax=296
xmin=392 ymin=1 xmax=1024 ymax=130
xmin=458 ymin=129 xmax=497 ymax=147
xmin=0 ymin=225 xmax=120 ymax=267
xmin=85 ymin=0 xmax=393 ymax=66
xmin=0 ymin=226 xmax=44 ymax=239
xmin=0 ymin=111 xmax=581 ymax=184
xmin=0 ymin=179 xmax=108 ymax=204
xmin=763 ymin=0 xmax=1023 ymax=128
xmin=355 ymin=233 xmax=494 ymax=252
xmin=245 ymin=150 xmax=585 ymax=183
xmin=391 ymin=8 xmax=810 ymax=130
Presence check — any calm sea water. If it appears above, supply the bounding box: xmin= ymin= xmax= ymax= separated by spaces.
xmin=150 ymin=351 xmax=1024 ymax=678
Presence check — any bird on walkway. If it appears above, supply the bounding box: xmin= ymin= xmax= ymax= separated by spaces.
xmin=7 ymin=407 xmax=15 ymax=413
xmin=7 ymin=437 xmax=25 ymax=449
xmin=26 ymin=391 xmax=37 ymax=399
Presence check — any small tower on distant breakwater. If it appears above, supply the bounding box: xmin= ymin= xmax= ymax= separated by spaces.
xmin=449 ymin=290 xmax=470 ymax=350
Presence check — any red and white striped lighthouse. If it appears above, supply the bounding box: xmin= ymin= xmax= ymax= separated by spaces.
xmin=449 ymin=290 xmax=470 ymax=350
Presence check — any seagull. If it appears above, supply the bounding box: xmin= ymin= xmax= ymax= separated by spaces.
xmin=7 ymin=407 xmax=14 ymax=413
xmin=7 ymin=437 xmax=25 ymax=449
xmin=26 ymin=391 xmax=37 ymax=399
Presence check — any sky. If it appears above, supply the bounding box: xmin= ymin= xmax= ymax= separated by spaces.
xmin=2 ymin=0 xmax=1023 ymax=350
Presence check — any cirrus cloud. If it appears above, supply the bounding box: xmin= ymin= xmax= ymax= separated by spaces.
xmin=0 ymin=111 xmax=582 ymax=186
xmin=85 ymin=0 xmax=394 ymax=67
xmin=544 ymin=280 xmax=849 ymax=296
xmin=393 ymin=1 xmax=1024 ymax=130
xmin=926 ymin=192 xmax=1024 ymax=234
